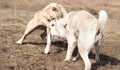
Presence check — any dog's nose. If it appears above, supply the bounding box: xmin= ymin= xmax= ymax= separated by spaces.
xmin=51 ymin=24 xmax=54 ymax=27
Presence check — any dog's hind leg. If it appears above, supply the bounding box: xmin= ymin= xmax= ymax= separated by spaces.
xmin=94 ymin=33 xmax=103 ymax=63
xmin=16 ymin=18 xmax=40 ymax=44
xmin=94 ymin=40 xmax=102 ymax=63
xmin=78 ymin=43 xmax=91 ymax=70
xmin=72 ymin=52 xmax=80 ymax=61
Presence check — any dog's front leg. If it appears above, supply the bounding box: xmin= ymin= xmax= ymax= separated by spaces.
xmin=44 ymin=28 xmax=51 ymax=54
xmin=64 ymin=35 xmax=76 ymax=61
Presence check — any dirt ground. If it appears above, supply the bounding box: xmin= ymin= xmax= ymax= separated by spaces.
xmin=0 ymin=0 xmax=120 ymax=70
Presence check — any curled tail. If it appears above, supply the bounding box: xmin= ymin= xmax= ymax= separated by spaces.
xmin=97 ymin=10 xmax=108 ymax=31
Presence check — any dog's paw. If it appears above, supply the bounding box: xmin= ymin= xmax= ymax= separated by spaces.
xmin=64 ymin=58 xmax=71 ymax=61
xmin=63 ymin=59 xmax=72 ymax=63
xmin=72 ymin=57 xmax=77 ymax=61
xmin=15 ymin=40 xmax=22 ymax=44
xmin=95 ymin=57 xmax=100 ymax=63
xmin=44 ymin=46 xmax=50 ymax=54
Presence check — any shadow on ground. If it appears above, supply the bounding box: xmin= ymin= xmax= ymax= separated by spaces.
xmin=91 ymin=53 xmax=120 ymax=70
xmin=22 ymin=40 xmax=120 ymax=70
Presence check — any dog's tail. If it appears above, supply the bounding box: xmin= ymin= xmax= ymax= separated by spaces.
xmin=97 ymin=10 xmax=108 ymax=31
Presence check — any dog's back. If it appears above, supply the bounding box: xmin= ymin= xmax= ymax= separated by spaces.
xmin=65 ymin=10 xmax=98 ymax=33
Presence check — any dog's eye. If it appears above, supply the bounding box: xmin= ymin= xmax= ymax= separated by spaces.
xmin=47 ymin=19 xmax=51 ymax=22
xmin=64 ymin=24 xmax=67 ymax=28
xmin=52 ymin=18 xmax=55 ymax=20
xmin=51 ymin=24 xmax=54 ymax=27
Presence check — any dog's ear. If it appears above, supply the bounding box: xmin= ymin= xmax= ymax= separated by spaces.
xmin=52 ymin=7 xmax=58 ymax=11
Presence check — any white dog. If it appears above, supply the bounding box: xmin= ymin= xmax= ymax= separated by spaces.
xmin=16 ymin=3 xmax=67 ymax=54
xmin=49 ymin=10 xmax=107 ymax=70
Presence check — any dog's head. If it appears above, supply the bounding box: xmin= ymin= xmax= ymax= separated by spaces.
xmin=49 ymin=19 xmax=67 ymax=38
xmin=43 ymin=3 xmax=67 ymax=22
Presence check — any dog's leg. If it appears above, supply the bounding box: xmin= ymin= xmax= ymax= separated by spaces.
xmin=94 ymin=33 xmax=103 ymax=62
xmin=72 ymin=52 xmax=80 ymax=61
xmin=64 ymin=35 xmax=76 ymax=61
xmin=44 ymin=28 xmax=51 ymax=54
xmin=94 ymin=40 xmax=101 ymax=63
xmin=40 ymin=30 xmax=47 ymax=40
xmin=16 ymin=35 xmax=26 ymax=44
xmin=78 ymin=43 xmax=91 ymax=70
xmin=16 ymin=18 xmax=39 ymax=44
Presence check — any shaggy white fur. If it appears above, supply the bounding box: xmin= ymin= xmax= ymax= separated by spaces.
xmin=49 ymin=10 xmax=108 ymax=70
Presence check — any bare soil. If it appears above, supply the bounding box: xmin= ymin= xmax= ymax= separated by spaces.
xmin=0 ymin=0 xmax=120 ymax=70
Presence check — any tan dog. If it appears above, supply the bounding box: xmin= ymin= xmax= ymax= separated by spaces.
xmin=16 ymin=3 xmax=67 ymax=54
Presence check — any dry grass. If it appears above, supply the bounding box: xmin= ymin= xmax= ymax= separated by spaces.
xmin=0 ymin=0 xmax=120 ymax=70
